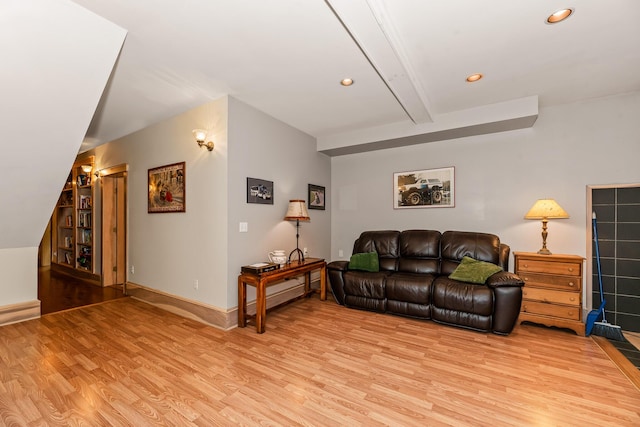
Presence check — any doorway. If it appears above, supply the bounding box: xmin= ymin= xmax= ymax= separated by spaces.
xmin=101 ymin=169 xmax=127 ymax=289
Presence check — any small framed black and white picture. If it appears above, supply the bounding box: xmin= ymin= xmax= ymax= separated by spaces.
xmin=308 ymin=184 xmax=325 ymax=210
xmin=247 ymin=177 xmax=274 ymax=204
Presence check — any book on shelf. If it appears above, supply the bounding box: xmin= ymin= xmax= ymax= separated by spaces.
xmin=79 ymin=195 xmax=92 ymax=209
xmin=241 ymin=262 xmax=281 ymax=274
xmin=77 ymin=175 xmax=90 ymax=186
xmin=78 ymin=212 xmax=92 ymax=227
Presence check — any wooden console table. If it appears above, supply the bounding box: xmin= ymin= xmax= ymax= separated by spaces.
xmin=238 ymin=257 xmax=326 ymax=333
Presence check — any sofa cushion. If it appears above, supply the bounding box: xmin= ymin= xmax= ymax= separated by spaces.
xmin=353 ymin=230 xmax=399 ymax=271
xmin=343 ymin=271 xmax=387 ymax=299
xmin=448 ymin=256 xmax=502 ymax=284
xmin=385 ymin=272 xmax=435 ymax=304
xmin=440 ymin=231 xmax=501 ymax=275
xmin=431 ymin=276 xmax=494 ymax=316
xmin=348 ymin=251 xmax=379 ymax=272
xmin=397 ymin=230 xmax=441 ymax=274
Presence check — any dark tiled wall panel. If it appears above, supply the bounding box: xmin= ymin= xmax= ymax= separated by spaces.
xmin=618 ymin=187 xmax=640 ymax=203
xmin=592 ymin=187 xmax=640 ymax=333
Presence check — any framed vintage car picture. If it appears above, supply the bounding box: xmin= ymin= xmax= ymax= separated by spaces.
xmin=394 ymin=167 xmax=455 ymax=209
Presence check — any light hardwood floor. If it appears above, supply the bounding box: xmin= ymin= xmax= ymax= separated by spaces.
xmin=626 ymin=332 xmax=640 ymax=352
xmin=1 ymin=297 xmax=639 ymax=426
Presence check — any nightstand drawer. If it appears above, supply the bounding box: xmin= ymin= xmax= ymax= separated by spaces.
xmin=520 ymin=272 xmax=581 ymax=291
xmin=521 ymin=301 xmax=580 ymax=320
xmin=522 ymin=287 xmax=580 ymax=305
xmin=516 ymin=259 xmax=581 ymax=276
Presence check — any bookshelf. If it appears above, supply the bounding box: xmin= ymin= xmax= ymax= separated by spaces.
xmin=55 ymin=172 xmax=74 ymax=267
xmin=51 ymin=157 xmax=99 ymax=281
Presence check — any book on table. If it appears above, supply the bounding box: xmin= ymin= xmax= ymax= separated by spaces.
xmin=241 ymin=262 xmax=280 ymax=275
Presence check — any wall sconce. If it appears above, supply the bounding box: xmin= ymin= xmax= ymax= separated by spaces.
xmin=81 ymin=165 xmax=92 ymax=174
xmin=192 ymin=129 xmax=214 ymax=151
xmin=524 ymin=198 xmax=569 ymax=255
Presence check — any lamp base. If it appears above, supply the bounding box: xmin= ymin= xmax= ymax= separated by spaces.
xmin=288 ymin=248 xmax=305 ymax=264
xmin=537 ymin=247 xmax=552 ymax=255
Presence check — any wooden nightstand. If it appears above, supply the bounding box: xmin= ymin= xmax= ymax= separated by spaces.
xmin=514 ymin=252 xmax=585 ymax=336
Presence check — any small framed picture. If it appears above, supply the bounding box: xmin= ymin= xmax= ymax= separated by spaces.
xmin=394 ymin=167 xmax=455 ymax=209
xmin=148 ymin=162 xmax=185 ymax=213
xmin=308 ymin=184 xmax=325 ymax=210
xmin=247 ymin=177 xmax=273 ymax=204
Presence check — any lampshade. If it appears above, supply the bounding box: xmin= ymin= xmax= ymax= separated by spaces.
xmin=524 ymin=199 xmax=570 ymax=220
xmin=81 ymin=165 xmax=93 ymax=174
xmin=284 ymin=199 xmax=310 ymax=221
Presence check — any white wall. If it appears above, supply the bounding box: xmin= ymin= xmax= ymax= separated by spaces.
xmin=0 ymin=0 xmax=124 ymax=307
xmin=227 ymin=97 xmax=331 ymax=307
xmin=0 ymin=247 xmax=38 ymax=305
xmin=331 ymin=91 xmax=640 ymax=280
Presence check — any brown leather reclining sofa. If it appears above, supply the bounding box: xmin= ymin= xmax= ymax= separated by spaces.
xmin=327 ymin=230 xmax=525 ymax=335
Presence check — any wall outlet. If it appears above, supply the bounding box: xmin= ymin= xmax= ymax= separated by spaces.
xmin=130 ymin=265 xmax=135 ymax=274
xmin=239 ymin=222 xmax=248 ymax=232
xmin=303 ymin=247 xmax=308 ymax=256
xmin=194 ymin=279 xmax=199 ymax=290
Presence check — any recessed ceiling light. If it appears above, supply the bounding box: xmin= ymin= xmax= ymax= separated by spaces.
xmin=340 ymin=78 xmax=354 ymax=86
xmin=546 ymin=8 xmax=574 ymax=24
xmin=466 ymin=73 xmax=483 ymax=83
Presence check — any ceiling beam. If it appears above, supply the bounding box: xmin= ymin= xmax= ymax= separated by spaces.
xmin=326 ymin=0 xmax=433 ymax=124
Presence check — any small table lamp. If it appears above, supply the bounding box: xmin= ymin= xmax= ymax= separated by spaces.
xmin=284 ymin=199 xmax=310 ymax=263
xmin=524 ymin=198 xmax=569 ymax=255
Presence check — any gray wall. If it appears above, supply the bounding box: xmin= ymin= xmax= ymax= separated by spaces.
xmin=331 ymin=91 xmax=640 ymax=309
xmin=227 ymin=97 xmax=331 ymax=307
xmin=93 ymin=96 xmax=331 ymax=311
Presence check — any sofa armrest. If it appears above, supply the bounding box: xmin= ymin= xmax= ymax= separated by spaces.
xmin=327 ymin=260 xmax=350 ymax=305
xmin=328 ymin=260 xmax=349 ymax=272
xmin=499 ymin=243 xmax=510 ymax=270
xmin=486 ymin=271 xmax=524 ymax=288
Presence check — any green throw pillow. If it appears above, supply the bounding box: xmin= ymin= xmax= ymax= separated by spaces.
xmin=448 ymin=256 xmax=502 ymax=284
xmin=348 ymin=252 xmax=380 ymax=272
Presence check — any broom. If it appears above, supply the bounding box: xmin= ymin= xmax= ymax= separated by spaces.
xmin=590 ymin=212 xmax=625 ymax=341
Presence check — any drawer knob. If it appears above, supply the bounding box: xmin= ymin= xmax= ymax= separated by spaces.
xmin=568 ymin=268 xmax=574 ymax=272
xmin=569 ymin=282 xmax=575 ymax=287
xmin=524 ymin=277 xmax=529 ymax=281
xmin=523 ymin=264 xmax=529 ymax=268
xmin=568 ymin=311 xmax=574 ymax=316
xmin=570 ymin=297 xmax=575 ymax=302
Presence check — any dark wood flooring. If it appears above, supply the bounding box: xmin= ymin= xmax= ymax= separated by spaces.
xmin=38 ymin=266 xmax=127 ymax=314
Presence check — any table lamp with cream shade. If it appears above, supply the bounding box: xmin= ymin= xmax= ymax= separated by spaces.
xmin=524 ymin=198 xmax=569 ymax=255
xmin=284 ymin=199 xmax=310 ymax=263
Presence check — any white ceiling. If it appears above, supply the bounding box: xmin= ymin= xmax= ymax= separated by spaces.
xmin=73 ymin=0 xmax=640 ymax=153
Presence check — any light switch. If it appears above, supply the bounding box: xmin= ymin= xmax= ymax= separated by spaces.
xmin=239 ymin=222 xmax=248 ymax=232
